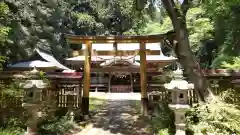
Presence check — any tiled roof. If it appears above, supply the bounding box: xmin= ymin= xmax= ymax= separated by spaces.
xmin=36 ymin=48 xmax=72 ymax=70
xmin=8 ymin=48 xmax=74 ymax=71
xmin=9 ymin=60 xmax=57 ymax=68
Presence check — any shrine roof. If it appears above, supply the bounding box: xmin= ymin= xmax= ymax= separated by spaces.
xmin=7 ymin=48 xmax=74 ymax=72
xmin=8 ymin=60 xmax=57 ymax=69
xmin=36 ymin=48 xmax=73 ymax=71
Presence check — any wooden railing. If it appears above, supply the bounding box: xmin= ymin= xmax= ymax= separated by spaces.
xmin=148 ymin=87 xmax=198 ymax=105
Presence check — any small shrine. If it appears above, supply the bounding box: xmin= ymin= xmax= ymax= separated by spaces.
xmin=164 ymin=68 xmax=194 ymax=135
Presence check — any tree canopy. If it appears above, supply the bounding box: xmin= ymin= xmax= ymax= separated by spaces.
xmin=0 ymin=0 xmax=150 ymax=64
xmin=0 ymin=0 xmax=239 ymax=70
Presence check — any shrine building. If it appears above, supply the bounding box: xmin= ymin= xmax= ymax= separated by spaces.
xmin=65 ymin=42 xmax=176 ymax=93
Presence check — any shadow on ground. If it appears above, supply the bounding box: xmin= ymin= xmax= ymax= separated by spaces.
xmin=88 ymin=100 xmax=151 ymax=135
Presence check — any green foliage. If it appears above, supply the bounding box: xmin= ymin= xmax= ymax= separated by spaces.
xmin=0 ymin=0 xmax=76 ymax=61
xmin=203 ymin=1 xmax=240 ymax=68
xmin=0 ymin=2 xmax=10 ymax=50
xmin=0 ymin=56 xmax=7 ymax=70
xmin=186 ymin=93 xmax=240 ymax=135
xmin=150 ymin=103 xmax=175 ymax=135
xmin=0 ymin=82 xmax=24 ymax=98
xmin=0 ymin=128 xmax=24 ymax=135
xmin=0 ymin=116 xmax=75 ymax=135
xmin=0 ymin=0 xmax=153 ymax=64
xmin=0 ymin=117 xmax=25 ymax=135
xmin=220 ymin=88 xmax=240 ymax=104
xmin=38 ymin=116 xmax=76 ymax=135
xmin=187 ymin=7 xmax=213 ymax=53
xmin=145 ymin=6 xmax=213 ymax=54
xmin=221 ymin=57 xmax=240 ymax=69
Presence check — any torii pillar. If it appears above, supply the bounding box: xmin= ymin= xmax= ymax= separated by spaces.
xmin=82 ymin=41 xmax=92 ymax=116
xmin=140 ymin=42 xmax=148 ymax=116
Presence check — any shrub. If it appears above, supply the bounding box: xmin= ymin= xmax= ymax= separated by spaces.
xmin=150 ymin=103 xmax=175 ymax=135
xmin=0 ymin=128 xmax=24 ymax=135
xmin=38 ymin=116 xmax=76 ymax=135
xmin=186 ymin=97 xmax=240 ymax=135
xmin=0 ymin=117 xmax=25 ymax=135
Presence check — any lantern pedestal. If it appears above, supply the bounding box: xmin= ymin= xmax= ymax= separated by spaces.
xmin=169 ymin=104 xmax=190 ymax=135
xmin=22 ymin=103 xmax=42 ymax=135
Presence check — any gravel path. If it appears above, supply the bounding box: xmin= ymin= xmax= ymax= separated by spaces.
xmin=74 ymin=93 xmax=151 ymax=135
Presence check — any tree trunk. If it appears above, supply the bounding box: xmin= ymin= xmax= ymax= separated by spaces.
xmin=173 ymin=26 xmax=210 ymax=102
xmin=162 ymin=0 xmax=212 ymax=102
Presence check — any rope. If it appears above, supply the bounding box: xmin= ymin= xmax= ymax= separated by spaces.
xmin=95 ymin=50 xmax=140 ymax=61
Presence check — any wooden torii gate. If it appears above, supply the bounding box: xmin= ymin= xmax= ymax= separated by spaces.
xmin=65 ymin=34 xmax=174 ymax=116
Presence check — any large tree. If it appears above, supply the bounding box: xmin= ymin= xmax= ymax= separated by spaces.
xmin=161 ymin=0 xmax=212 ymax=101
xmin=138 ymin=0 xmax=212 ymax=101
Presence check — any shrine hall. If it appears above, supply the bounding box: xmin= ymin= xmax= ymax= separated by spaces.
xmin=65 ymin=39 xmax=177 ymax=93
xmin=64 ymin=34 xmax=177 ymax=115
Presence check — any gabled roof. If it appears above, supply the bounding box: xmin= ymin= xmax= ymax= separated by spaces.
xmin=8 ymin=48 xmax=74 ymax=71
xmin=9 ymin=60 xmax=57 ymax=69
xmin=35 ymin=48 xmax=72 ymax=70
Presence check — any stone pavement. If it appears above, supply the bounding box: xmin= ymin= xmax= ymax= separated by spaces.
xmin=74 ymin=92 xmax=151 ymax=135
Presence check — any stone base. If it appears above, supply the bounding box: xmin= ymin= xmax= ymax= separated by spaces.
xmin=141 ymin=98 xmax=148 ymax=116
xmin=176 ymin=129 xmax=186 ymax=135
xmin=26 ymin=127 xmax=37 ymax=135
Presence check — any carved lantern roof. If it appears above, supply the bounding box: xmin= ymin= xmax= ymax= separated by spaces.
xmin=21 ymin=67 xmax=48 ymax=89
xmin=164 ymin=68 xmax=194 ymax=91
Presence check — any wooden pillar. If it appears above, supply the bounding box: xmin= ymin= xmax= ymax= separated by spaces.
xmin=130 ymin=73 xmax=133 ymax=92
xmin=82 ymin=41 xmax=92 ymax=116
xmin=108 ymin=73 xmax=112 ymax=93
xmin=140 ymin=42 xmax=148 ymax=116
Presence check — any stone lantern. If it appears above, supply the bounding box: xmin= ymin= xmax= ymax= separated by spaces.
xmin=164 ymin=68 xmax=194 ymax=135
xmin=21 ymin=68 xmax=47 ymax=135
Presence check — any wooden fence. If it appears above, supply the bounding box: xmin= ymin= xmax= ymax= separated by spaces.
xmin=148 ymin=87 xmax=198 ymax=105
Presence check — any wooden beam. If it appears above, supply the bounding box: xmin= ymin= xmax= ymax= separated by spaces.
xmin=90 ymin=67 xmax=157 ymax=72
xmin=82 ymin=41 xmax=92 ymax=116
xmin=65 ymin=34 xmax=168 ymax=43
xmin=140 ymin=42 xmax=148 ymax=116
xmin=71 ymin=50 xmax=161 ymax=56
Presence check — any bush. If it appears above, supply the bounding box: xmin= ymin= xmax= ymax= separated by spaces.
xmin=0 ymin=128 xmax=24 ymax=135
xmin=0 ymin=117 xmax=25 ymax=135
xmin=38 ymin=116 xmax=76 ymax=135
xmin=150 ymin=103 xmax=175 ymax=135
xmin=186 ymin=97 xmax=240 ymax=135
